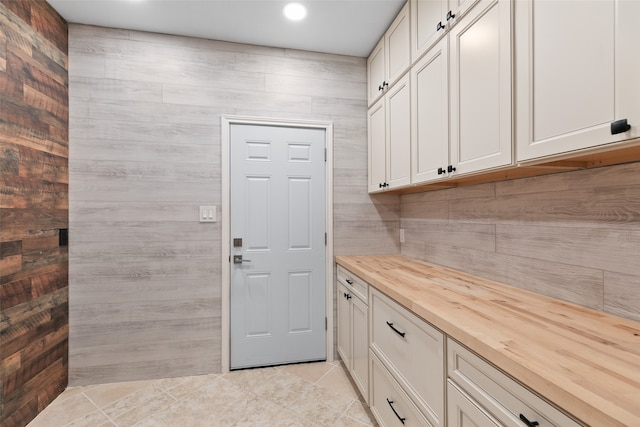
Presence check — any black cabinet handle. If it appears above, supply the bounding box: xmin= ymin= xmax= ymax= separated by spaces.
xmin=346 ymin=293 xmax=352 ymax=300
xmin=437 ymin=21 xmax=445 ymax=31
xmin=437 ymin=167 xmax=446 ymax=175
xmin=611 ymin=119 xmax=631 ymax=135
xmin=379 ymin=183 xmax=384 ymax=188
xmin=346 ymin=279 xmax=354 ymax=285
xmin=447 ymin=10 xmax=456 ymax=21
xmin=448 ymin=165 xmax=456 ymax=173
xmin=519 ymin=414 xmax=539 ymax=427
xmin=378 ymin=81 xmax=389 ymax=91
xmin=386 ymin=399 xmax=406 ymax=425
xmin=386 ymin=321 xmax=406 ymax=338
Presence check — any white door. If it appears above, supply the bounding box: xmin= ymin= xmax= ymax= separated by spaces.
xmin=230 ymin=124 xmax=326 ymax=369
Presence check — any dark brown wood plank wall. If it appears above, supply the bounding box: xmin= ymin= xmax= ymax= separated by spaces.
xmin=0 ymin=1 xmax=68 ymax=426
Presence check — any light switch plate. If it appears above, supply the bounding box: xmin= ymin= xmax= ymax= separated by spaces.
xmin=199 ymin=206 xmax=217 ymax=222
xmin=399 ymin=228 xmax=405 ymax=243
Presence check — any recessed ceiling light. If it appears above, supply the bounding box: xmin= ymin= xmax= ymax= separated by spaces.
xmin=283 ymin=3 xmax=307 ymax=21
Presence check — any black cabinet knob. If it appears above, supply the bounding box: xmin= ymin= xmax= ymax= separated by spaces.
xmin=611 ymin=119 xmax=631 ymax=135
xmin=437 ymin=21 xmax=445 ymax=31
xmin=448 ymin=165 xmax=456 ymax=173
xmin=437 ymin=167 xmax=446 ymax=175
xmin=446 ymin=10 xmax=456 ymax=21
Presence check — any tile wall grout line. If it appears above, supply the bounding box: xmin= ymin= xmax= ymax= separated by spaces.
xmin=80 ymin=391 xmax=119 ymax=427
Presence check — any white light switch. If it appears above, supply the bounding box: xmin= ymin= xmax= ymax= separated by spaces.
xmin=199 ymin=206 xmax=217 ymax=222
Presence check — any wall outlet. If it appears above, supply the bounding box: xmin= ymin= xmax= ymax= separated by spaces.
xmin=399 ymin=228 xmax=405 ymax=243
xmin=199 ymin=206 xmax=217 ymax=222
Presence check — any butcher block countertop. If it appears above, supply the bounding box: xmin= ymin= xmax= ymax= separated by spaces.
xmin=335 ymin=255 xmax=640 ymax=427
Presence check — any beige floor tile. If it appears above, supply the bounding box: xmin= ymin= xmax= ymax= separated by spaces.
xmin=302 ymin=383 xmax=356 ymax=414
xmin=104 ymin=386 xmax=176 ymax=426
xmin=280 ymin=361 xmax=335 ymax=383
xmin=333 ymin=415 xmax=374 ymax=427
xmin=27 ymin=393 xmax=99 ymax=427
xmin=222 ymin=366 xmax=281 ymax=392
xmin=83 ymin=379 xmax=158 ymax=409
xmin=288 ymin=394 xmax=345 ymax=426
xmin=64 ymin=409 xmax=111 ymax=427
xmin=162 ymin=373 xmax=220 ymax=400
xmin=344 ymin=400 xmax=377 ymax=426
xmin=315 ymin=365 xmax=359 ymax=400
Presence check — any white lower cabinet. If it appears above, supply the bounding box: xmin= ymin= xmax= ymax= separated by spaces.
xmin=336 ymin=263 xmax=583 ymax=427
xmin=370 ymin=351 xmax=434 ymax=427
xmin=447 ymin=339 xmax=582 ymax=427
xmin=336 ymin=266 xmax=369 ymax=402
xmin=370 ymin=287 xmax=445 ymax=427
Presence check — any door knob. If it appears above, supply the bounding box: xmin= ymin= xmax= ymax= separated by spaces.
xmin=233 ymin=255 xmax=251 ymax=264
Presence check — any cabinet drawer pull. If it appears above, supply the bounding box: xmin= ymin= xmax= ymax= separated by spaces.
xmin=346 ymin=279 xmax=354 ymax=285
xmin=386 ymin=398 xmax=406 ymax=425
xmin=436 ymin=21 xmax=445 ymax=31
xmin=446 ymin=10 xmax=456 ymax=21
xmin=386 ymin=321 xmax=406 ymax=338
xmin=519 ymin=414 xmax=539 ymax=427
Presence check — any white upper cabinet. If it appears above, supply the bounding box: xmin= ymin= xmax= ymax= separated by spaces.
xmin=516 ymin=0 xmax=640 ymax=162
xmin=368 ymin=74 xmax=412 ymax=193
xmin=410 ymin=0 xmax=479 ymax=63
xmin=411 ymin=0 xmax=512 ymax=186
xmin=411 ymin=37 xmax=449 ymax=184
xmin=367 ymin=2 xmax=411 ymax=107
xmin=449 ymin=0 xmax=513 ymax=175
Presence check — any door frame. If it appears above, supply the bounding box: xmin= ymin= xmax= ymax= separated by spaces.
xmin=221 ymin=115 xmax=334 ymax=372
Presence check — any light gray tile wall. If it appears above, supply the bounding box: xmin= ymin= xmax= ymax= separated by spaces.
xmin=69 ymin=25 xmax=400 ymax=385
xmin=400 ymin=162 xmax=640 ymax=321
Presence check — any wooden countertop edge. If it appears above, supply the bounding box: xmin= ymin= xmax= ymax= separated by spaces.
xmin=335 ymin=254 xmax=640 ymax=427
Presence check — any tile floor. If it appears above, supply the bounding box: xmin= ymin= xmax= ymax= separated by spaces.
xmin=27 ymin=361 xmax=378 ymax=427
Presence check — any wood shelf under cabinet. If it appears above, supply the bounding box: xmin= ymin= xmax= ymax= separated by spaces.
xmin=393 ymin=137 xmax=640 ymax=195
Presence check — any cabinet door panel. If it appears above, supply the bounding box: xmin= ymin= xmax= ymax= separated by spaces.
xmin=336 ymin=282 xmax=351 ymax=367
xmin=411 ymin=0 xmax=449 ymax=63
xmin=532 ymin=1 xmax=613 ymax=142
xmin=450 ymin=0 xmax=512 ymax=174
xmin=386 ymin=74 xmax=412 ymax=189
xmin=411 ymin=37 xmax=449 ymax=184
xmin=368 ymin=39 xmax=386 ymax=107
xmin=516 ymin=0 xmax=640 ymax=161
xmin=368 ymin=98 xmax=387 ymax=192
xmin=387 ymin=3 xmax=411 ymax=86
xmin=352 ymin=296 xmax=369 ymax=403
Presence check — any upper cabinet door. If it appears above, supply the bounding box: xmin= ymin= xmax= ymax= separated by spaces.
xmin=411 ymin=0 xmax=480 ymax=63
xmin=386 ymin=3 xmax=412 ymax=86
xmin=367 ymin=39 xmax=386 ymax=107
xmin=368 ymin=2 xmax=411 ymax=108
xmin=449 ymin=0 xmax=513 ymax=175
xmin=386 ymin=73 xmax=412 ymax=189
xmin=516 ymin=0 xmax=640 ymax=162
xmin=411 ymin=37 xmax=449 ymax=184
xmin=368 ymin=97 xmax=387 ymax=193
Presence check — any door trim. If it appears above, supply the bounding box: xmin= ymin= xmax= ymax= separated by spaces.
xmin=221 ymin=115 xmax=334 ymax=372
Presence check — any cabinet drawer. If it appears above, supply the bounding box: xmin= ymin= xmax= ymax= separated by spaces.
xmin=370 ymin=288 xmax=445 ymax=426
xmin=370 ymin=351 xmax=433 ymax=427
xmin=447 ymin=339 xmax=583 ymax=427
xmin=337 ymin=265 xmax=368 ymax=302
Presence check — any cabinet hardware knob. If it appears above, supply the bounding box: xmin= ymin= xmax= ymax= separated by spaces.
xmin=519 ymin=414 xmax=539 ymax=427
xmin=378 ymin=81 xmax=389 ymax=91
xmin=447 ymin=165 xmax=456 ymax=173
xmin=379 ymin=183 xmax=384 ymax=188
xmin=611 ymin=119 xmax=631 ymax=135
xmin=437 ymin=167 xmax=446 ymax=175
xmin=346 ymin=293 xmax=352 ymax=300
xmin=447 ymin=10 xmax=456 ymax=21
xmin=437 ymin=21 xmax=445 ymax=31
xmin=346 ymin=279 xmax=354 ymax=285
xmin=386 ymin=321 xmax=406 ymax=338
xmin=386 ymin=399 xmax=406 ymax=424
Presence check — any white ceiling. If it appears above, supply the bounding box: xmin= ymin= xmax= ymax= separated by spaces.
xmin=46 ymin=0 xmax=407 ymax=58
